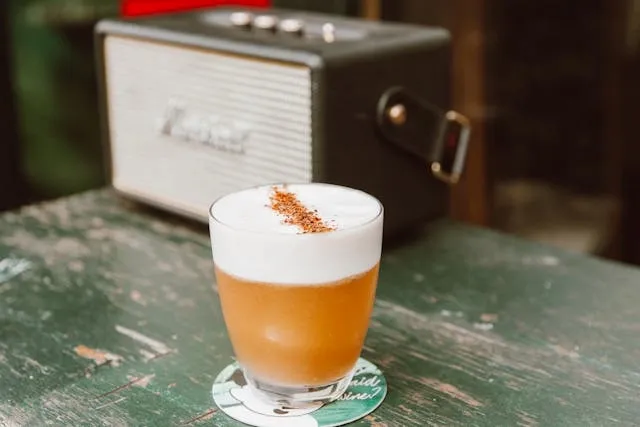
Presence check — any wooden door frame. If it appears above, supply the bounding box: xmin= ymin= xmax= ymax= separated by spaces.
xmin=448 ymin=0 xmax=489 ymax=226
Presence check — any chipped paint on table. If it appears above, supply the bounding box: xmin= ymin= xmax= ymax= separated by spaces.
xmin=1 ymin=190 xmax=640 ymax=426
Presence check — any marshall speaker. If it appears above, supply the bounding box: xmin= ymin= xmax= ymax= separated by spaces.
xmin=95 ymin=7 xmax=470 ymax=237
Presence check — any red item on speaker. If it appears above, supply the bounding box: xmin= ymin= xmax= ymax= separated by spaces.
xmin=121 ymin=0 xmax=271 ymax=18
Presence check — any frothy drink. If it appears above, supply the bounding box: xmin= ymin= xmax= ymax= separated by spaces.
xmin=209 ymin=183 xmax=383 ymax=407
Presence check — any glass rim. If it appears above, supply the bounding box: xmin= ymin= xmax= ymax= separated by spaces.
xmin=208 ymin=182 xmax=384 ymax=236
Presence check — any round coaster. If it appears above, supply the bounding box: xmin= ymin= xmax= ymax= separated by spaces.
xmin=212 ymin=357 xmax=387 ymax=427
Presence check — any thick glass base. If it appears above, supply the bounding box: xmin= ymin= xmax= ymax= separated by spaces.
xmin=244 ymin=369 xmax=355 ymax=409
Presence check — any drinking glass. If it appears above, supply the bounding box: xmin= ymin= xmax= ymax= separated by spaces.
xmin=209 ymin=183 xmax=383 ymax=407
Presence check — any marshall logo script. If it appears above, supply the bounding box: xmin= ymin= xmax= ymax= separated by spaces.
xmin=157 ymin=100 xmax=250 ymax=154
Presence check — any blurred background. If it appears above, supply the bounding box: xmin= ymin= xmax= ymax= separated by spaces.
xmin=2 ymin=0 xmax=640 ymax=264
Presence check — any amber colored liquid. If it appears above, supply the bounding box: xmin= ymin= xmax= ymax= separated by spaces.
xmin=215 ymin=264 xmax=379 ymax=387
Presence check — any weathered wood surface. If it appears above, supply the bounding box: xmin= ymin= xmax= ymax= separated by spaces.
xmin=1 ymin=190 xmax=640 ymax=426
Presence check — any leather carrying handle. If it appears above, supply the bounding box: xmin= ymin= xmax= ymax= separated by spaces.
xmin=376 ymin=87 xmax=470 ymax=185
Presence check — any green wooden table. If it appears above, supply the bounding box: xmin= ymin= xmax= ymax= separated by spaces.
xmin=2 ymin=190 xmax=640 ymax=426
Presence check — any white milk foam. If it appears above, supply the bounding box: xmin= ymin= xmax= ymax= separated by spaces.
xmin=209 ymin=183 xmax=383 ymax=285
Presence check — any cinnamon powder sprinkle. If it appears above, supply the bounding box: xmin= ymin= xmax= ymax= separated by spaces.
xmin=268 ymin=186 xmax=335 ymax=233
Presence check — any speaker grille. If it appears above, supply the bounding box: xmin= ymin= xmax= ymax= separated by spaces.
xmin=104 ymin=35 xmax=312 ymax=219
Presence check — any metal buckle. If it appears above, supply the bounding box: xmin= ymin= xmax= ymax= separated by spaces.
xmin=377 ymin=87 xmax=471 ymax=185
xmin=430 ymin=110 xmax=471 ymax=185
